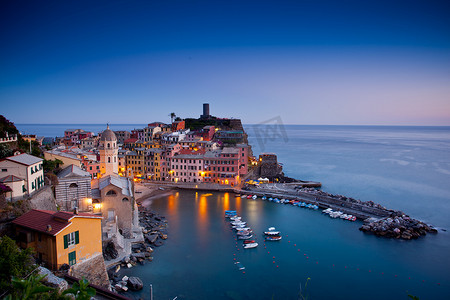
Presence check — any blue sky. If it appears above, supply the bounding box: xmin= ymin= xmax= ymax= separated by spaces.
xmin=1 ymin=0 xmax=449 ymax=125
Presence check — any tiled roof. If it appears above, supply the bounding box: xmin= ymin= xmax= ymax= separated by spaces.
xmin=124 ymin=138 xmax=138 ymax=143
xmin=12 ymin=209 xmax=102 ymax=236
xmin=4 ymin=154 xmax=43 ymax=166
xmin=0 ymin=175 xmax=24 ymax=183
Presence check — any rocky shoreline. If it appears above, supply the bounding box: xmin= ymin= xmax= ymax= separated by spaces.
xmin=108 ymin=194 xmax=169 ymax=293
xmin=359 ymin=214 xmax=438 ymax=240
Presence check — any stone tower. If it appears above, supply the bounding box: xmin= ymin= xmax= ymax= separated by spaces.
xmin=99 ymin=125 xmax=118 ymax=177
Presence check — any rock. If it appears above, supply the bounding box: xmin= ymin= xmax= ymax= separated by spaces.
xmin=146 ymin=246 xmax=153 ymax=253
xmin=127 ymin=276 xmax=144 ymax=291
xmin=131 ymin=252 xmax=146 ymax=260
xmin=122 ymin=276 xmax=129 ymax=282
xmin=127 ymin=263 xmax=133 ymax=268
xmin=38 ymin=266 xmax=68 ymax=291
xmin=145 ymin=233 xmax=158 ymax=243
xmin=103 ymin=241 xmax=119 ymax=260
xmin=122 ymin=256 xmax=130 ymax=264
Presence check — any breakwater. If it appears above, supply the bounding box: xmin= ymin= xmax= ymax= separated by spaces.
xmin=239 ymin=184 xmax=438 ymax=240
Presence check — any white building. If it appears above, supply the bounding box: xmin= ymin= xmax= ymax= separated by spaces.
xmin=0 ymin=153 xmax=44 ymax=196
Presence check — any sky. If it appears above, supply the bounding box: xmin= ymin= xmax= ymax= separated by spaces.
xmin=1 ymin=0 xmax=449 ymax=125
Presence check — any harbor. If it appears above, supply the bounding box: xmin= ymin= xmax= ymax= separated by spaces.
xmin=116 ymin=189 xmax=449 ymax=299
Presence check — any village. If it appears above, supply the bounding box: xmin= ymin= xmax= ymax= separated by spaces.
xmin=0 ymin=104 xmax=274 ymax=297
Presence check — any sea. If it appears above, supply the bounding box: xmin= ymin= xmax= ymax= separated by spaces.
xmin=16 ymin=124 xmax=450 ymax=299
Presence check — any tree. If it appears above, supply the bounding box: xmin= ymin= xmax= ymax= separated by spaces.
xmin=0 ymin=236 xmax=36 ymax=293
xmin=0 ymin=144 xmax=14 ymax=159
xmin=169 ymin=112 xmax=176 ymax=123
xmin=43 ymin=159 xmax=63 ymax=174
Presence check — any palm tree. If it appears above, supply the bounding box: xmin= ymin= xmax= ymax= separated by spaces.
xmin=169 ymin=112 xmax=176 ymax=123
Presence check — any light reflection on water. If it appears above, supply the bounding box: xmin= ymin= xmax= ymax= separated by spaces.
xmin=122 ymin=190 xmax=449 ymax=300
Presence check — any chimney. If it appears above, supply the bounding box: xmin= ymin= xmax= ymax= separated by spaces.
xmin=73 ymin=207 xmax=79 ymax=215
xmin=46 ymin=225 xmax=52 ymax=232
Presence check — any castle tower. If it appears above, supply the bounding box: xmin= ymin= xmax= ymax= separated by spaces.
xmin=99 ymin=125 xmax=118 ymax=177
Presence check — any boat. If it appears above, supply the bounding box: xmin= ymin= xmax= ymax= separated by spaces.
xmin=243 ymin=240 xmax=256 ymax=244
xmin=235 ymin=227 xmax=251 ymax=231
xmin=265 ymin=235 xmax=282 ymax=241
xmin=252 ymin=195 xmax=257 ymax=200
xmin=235 ymin=261 xmax=245 ymax=270
xmin=238 ymin=234 xmax=253 ymax=240
xmin=246 ymin=195 xmax=252 ymax=199
xmin=236 ymin=230 xmax=252 ymax=236
xmin=351 ymin=216 xmax=357 ymax=221
xmin=231 ymin=221 xmax=246 ymax=225
xmin=264 ymin=227 xmax=280 ymax=235
xmin=243 ymin=242 xmax=258 ymax=249
xmin=229 ymin=216 xmax=241 ymax=221
xmin=262 ymin=196 xmax=267 ymax=200
xmin=225 ymin=210 xmax=237 ymax=217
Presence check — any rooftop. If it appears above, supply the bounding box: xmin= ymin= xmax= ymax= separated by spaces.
xmin=12 ymin=209 xmax=101 ymax=236
xmin=3 ymin=153 xmax=43 ymax=166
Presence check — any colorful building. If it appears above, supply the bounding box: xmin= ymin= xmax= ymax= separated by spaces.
xmin=12 ymin=209 xmax=102 ymax=270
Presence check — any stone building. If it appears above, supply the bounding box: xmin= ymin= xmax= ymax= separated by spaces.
xmin=55 ymin=164 xmax=92 ymax=211
xmin=91 ymin=175 xmax=136 ymax=237
xmin=258 ymin=153 xmax=282 ymax=178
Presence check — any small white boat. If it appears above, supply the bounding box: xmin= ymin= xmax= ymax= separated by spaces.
xmin=231 ymin=221 xmax=246 ymax=226
xmin=264 ymin=227 xmax=280 ymax=235
xmin=235 ymin=261 xmax=245 ymax=270
xmin=243 ymin=242 xmax=258 ymax=249
xmin=252 ymin=195 xmax=257 ymax=199
xmin=235 ymin=227 xmax=251 ymax=231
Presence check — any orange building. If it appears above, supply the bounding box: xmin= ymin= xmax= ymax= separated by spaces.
xmin=12 ymin=209 xmax=102 ymax=270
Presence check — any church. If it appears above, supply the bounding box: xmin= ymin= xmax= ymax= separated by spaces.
xmin=91 ymin=126 xmax=139 ymax=239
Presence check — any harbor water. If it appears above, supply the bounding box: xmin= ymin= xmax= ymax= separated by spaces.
xmin=17 ymin=124 xmax=450 ymax=299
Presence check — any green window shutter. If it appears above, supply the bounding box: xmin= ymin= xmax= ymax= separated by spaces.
xmin=69 ymin=251 xmax=76 ymax=266
xmin=64 ymin=234 xmax=68 ymax=249
xmin=75 ymin=231 xmax=79 ymax=244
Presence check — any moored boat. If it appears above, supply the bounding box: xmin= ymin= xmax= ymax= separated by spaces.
xmin=264 ymin=227 xmax=280 ymax=235
xmin=238 ymin=234 xmax=253 ymax=240
xmin=243 ymin=242 xmax=258 ymax=249
xmin=265 ymin=235 xmax=282 ymax=241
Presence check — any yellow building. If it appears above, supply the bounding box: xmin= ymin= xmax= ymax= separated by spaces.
xmin=13 ymin=209 xmax=102 ymax=270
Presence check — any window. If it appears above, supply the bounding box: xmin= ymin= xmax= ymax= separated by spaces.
xmin=122 ymin=197 xmax=129 ymax=202
xmin=1 ymin=169 xmax=6 ymax=172
xmin=69 ymin=183 xmax=78 ymax=188
xmin=68 ymin=251 xmax=76 ymax=266
xmin=63 ymin=231 xmax=79 ymax=249
xmin=106 ymin=190 xmax=117 ymax=196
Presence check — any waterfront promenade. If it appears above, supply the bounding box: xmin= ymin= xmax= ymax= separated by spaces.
xmin=142 ymin=181 xmax=392 ymax=220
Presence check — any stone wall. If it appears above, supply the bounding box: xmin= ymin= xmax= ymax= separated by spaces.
xmin=69 ymin=253 xmax=110 ymax=289
xmin=29 ymin=185 xmax=57 ymax=211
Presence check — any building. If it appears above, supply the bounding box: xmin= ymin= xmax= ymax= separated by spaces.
xmin=0 ymin=153 xmax=44 ymax=196
xmin=114 ymin=130 xmax=130 ymax=145
xmin=55 ymin=165 xmax=92 ymax=211
xmin=12 ymin=209 xmax=102 ymax=270
xmin=44 ymin=149 xmax=83 ymax=169
xmin=98 ymin=125 xmax=118 ymax=177
xmin=171 ymin=120 xmax=185 ymax=132
xmin=0 ymin=175 xmax=26 ymax=201
xmin=91 ymin=175 xmax=136 ymax=237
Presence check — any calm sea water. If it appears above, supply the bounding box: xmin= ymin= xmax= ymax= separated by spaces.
xmin=17 ymin=124 xmax=450 ymax=299
xmin=15 ymin=124 xmax=147 ymax=137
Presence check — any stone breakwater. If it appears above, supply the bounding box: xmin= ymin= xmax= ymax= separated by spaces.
xmin=243 ymin=183 xmax=438 ymax=240
xmin=360 ymin=215 xmax=438 ymax=240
